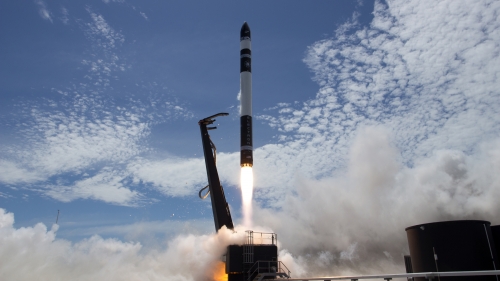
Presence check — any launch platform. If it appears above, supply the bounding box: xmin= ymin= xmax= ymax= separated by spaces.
xmin=226 ymin=231 xmax=290 ymax=281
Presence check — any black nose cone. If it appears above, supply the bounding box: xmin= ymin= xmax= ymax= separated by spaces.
xmin=240 ymin=22 xmax=251 ymax=40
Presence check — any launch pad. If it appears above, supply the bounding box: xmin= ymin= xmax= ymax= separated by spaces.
xmin=197 ymin=113 xmax=291 ymax=281
xmin=226 ymin=231 xmax=290 ymax=281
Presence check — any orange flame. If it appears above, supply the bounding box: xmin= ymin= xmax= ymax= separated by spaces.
xmin=212 ymin=261 xmax=228 ymax=281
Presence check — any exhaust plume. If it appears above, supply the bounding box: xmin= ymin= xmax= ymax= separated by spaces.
xmin=240 ymin=166 xmax=254 ymax=228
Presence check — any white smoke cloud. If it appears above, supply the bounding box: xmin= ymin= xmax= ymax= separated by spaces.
xmin=0 ymin=208 xmax=248 ymax=281
xmin=254 ymin=127 xmax=500 ymax=276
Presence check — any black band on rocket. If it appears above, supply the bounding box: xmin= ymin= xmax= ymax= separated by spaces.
xmin=240 ymin=115 xmax=253 ymax=166
xmin=240 ymin=49 xmax=251 ymax=73
xmin=240 ymin=49 xmax=251 ymax=55
xmin=240 ymin=57 xmax=251 ymax=73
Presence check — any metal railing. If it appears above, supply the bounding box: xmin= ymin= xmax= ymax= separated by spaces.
xmin=247 ymin=260 xmax=291 ymax=281
xmin=284 ymin=270 xmax=500 ymax=280
xmin=246 ymin=230 xmax=278 ymax=246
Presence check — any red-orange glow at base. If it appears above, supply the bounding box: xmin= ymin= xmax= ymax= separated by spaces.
xmin=212 ymin=261 xmax=228 ymax=281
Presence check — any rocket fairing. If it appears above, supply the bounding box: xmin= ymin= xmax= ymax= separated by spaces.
xmin=240 ymin=22 xmax=253 ymax=167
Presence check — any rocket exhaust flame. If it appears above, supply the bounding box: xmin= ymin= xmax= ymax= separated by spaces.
xmin=212 ymin=261 xmax=228 ymax=281
xmin=240 ymin=166 xmax=253 ymax=227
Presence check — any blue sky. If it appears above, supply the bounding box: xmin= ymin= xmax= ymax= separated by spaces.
xmin=0 ymin=0 xmax=370 ymax=234
xmin=1 ymin=0 xmax=500 ymax=279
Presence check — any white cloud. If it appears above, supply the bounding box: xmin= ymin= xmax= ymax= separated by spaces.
xmin=254 ymin=0 xmax=500 ymax=203
xmin=85 ymin=9 xmax=125 ymax=50
xmin=45 ymin=168 xmax=141 ymax=206
xmin=0 ymin=160 xmax=43 ymax=184
xmin=0 ymin=6 xmax=193 ymax=205
xmin=127 ymin=152 xmax=240 ymax=198
xmin=102 ymin=0 xmax=125 ymax=3
xmin=81 ymin=9 xmax=128 ymax=85
xmin=25 ymin=108 xmax=149 ymax=176
xmin=34 ymin=0 xmax=52 ymax=23
xmin=128 ymin=157 xmax=207 ymax=197
xmin=60 ymin=7 xmax=69 ymax=25
xmin=1 ymin=100 xmax=156 ymax=205
xmin=1 ymin=96 xmax=193 ymax=205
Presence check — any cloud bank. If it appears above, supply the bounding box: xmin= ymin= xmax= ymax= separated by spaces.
xmin=255 ymin=0 xmax=500 ymax=202
xmin=1 ymin=8 xmax=192 ymax=205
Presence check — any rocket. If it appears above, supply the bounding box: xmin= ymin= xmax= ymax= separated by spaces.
xmin=240 ymin=22 xmax=253 ymax=167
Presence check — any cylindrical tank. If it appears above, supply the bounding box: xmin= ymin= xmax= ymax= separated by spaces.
xmin=406 ymin=220 xmax=498 ymax=281
xmin=491 ymin=225 xmax=500 ymax=264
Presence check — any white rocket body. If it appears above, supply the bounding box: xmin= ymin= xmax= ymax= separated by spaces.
xmin=240 ymin=22 xmax=253 ymax=167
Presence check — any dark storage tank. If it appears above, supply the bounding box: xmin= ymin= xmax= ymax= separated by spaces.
xmin=406 ymin=220 xmax=498 ymax=281
xmin=491 ymin=225 xmax=500 ymax=264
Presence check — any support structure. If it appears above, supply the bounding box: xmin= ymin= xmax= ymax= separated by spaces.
xmin=198 ymin=113 xmax=234 ymax=232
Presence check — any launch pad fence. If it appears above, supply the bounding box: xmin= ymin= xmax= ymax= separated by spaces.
xmin=284 ymin=270 xmax=500 ymax=280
